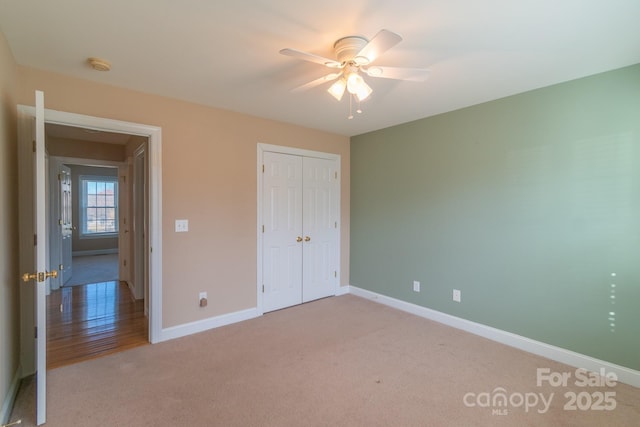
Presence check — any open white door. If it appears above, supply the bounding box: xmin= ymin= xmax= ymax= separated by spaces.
xmin=59 ymin=164 xmax=73 ymax=284
xmin=20 ymin=90 xmax=51 ymax=425
xmin=35 ymin=90 xmax=47 ymax=426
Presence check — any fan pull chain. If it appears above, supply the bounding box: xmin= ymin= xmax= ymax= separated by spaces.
xmin=347 ymin=94 xmax=364 ymax=119
xmin=348 ymin=95 xmax=354 ymax=119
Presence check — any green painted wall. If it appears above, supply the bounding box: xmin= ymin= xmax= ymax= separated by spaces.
xmin=350 ymin=64 xmax=640 ymax=371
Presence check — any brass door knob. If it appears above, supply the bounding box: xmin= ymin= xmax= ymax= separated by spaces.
xmin=22 ymin=273 xmax=37 ymax=282
xmin=304 ymin=236 xmax=311 ymax=242
xmin=22 ymin=270 xmax=58 ymax=283
xmin=296 ymin=236 xmax=303 ymax=242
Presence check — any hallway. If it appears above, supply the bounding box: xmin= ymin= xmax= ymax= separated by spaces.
xmin=46 ymin=281 xmax=148 ymax=369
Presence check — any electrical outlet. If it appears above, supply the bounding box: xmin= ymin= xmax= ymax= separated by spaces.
xmin=199 ymin=291 xmax=207 ymax=307
xmin=175 ymin=219 xmax=189 ymax=232
xmin=453 ymin=289 xmax=461 ymax=302
xmin=413 ymin=280 xmax=420 ymax=292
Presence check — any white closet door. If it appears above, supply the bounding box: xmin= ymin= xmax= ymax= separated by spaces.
xmin=302 ymin=156 xmax=339 ymax=302
xmin=262 ymin=152 xmax=303 ymax=312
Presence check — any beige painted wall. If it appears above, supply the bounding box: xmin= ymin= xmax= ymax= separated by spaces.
xmin=0 ymin=32 xmax=19 ymax=420
xmin=17 ymin=67 xmax=350 ymax=328
xmin=47 ymin=136 xmax=126 ymax=162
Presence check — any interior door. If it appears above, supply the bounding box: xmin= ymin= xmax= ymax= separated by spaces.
xmin=301 ymin=157 xmax=339 ymax=302
xmin=261 ymin=150 xmax=339 ymax=312
xmin=262 ymin=152 xmax=303 ymax=312
xmin=134 ymin=146 xmax=146 ymax=301
xmin=24 ymin=90 xmax=48 ymax=425
xmin=59 ymin=164 xmax=73 ymax=284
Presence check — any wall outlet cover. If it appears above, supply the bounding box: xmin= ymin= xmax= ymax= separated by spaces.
xmin=413 ymin=280 xmax=420 ymax=292
xmin=453 ymin=289 xmax=461 ymax=302
xmin=175 ymin=219 xmax=189 ymax=232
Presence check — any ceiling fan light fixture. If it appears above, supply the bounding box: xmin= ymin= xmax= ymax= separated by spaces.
xmin=346 ymin=72 xmax=372 ymax=101
xmin=327 ymin=78 xmax=346 ymax=101
xmin=354 ymin=80 xmax=372 ymax=102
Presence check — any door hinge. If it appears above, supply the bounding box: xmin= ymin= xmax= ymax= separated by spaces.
xmin=33 ymin=234 xmax=37 ymax=246
xmin=335 ymin=171 xmax=338 ymax=179
xmin=334 ymin=271 xmax=337 ymax=278
xmin=59 ymin=264 xmax=63 ymax=270
xmin=262 ymin=164 xmax=265 ymax=173
xmin=59 ymin=219 xmax=63 ymax=225
xmin=123 ymin=259 xmax=127 ymax=267
xmin=57 ymin=173 xmax=62 ymax=181
xmin=262 ymin=284 xmax=265 ymax=293
xmin=32 ymin=140 xmax=36 ymax=152
xmin=335 ymin=221 xmax=337 ymax=228
xmin=262 ymin=225 xmax=264 ymax=233
xmin=122 ymin=175 xmax=127 ymax=184
xmin=34 ymin=326 xmax=37 ymax=339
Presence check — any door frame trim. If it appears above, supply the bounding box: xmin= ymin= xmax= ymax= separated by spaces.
xmin=18 ymin=105 xmax=163 ymax=356
xmin=256 ymin=143 xmax=341 ymax=314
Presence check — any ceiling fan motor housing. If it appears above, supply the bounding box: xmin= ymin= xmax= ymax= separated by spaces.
xmin=333 ymin=36 xmax=368 ymax=64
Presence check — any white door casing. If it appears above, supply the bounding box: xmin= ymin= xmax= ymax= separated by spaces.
xmin=258 ymin=144 xmax=340 ymax=314
xmin=19 ymin=105 xmax=163 ymax=364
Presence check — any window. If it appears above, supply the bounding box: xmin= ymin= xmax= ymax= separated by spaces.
xmin=80 ymin=176 xmax=118 ymax=237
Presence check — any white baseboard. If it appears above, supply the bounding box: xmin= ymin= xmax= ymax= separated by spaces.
xmin=347 ymin=285 xmax=640 ymax=388
xmin=159 ymin=307 xmax=261 ymax=342
xmin=1 ymin=366 xmax=22 ymax=424
xmin=72 ymin=249 xmax=118 ymax=256
xmin=335 ymin=285 xmax=350 ymax=296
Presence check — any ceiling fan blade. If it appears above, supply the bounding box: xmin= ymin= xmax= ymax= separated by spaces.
xmin=363 ymin=66 xmax=430 ymax=82
xmin=279 ymin=48 xmax=342 ymax=68
xmin=354 ymin=29 xmax=403 ymax=65
xmin=291 ymin=72 xmax=342 ymax=93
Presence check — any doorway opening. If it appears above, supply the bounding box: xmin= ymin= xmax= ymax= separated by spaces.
xmin=45 ymin=123 xmax=150 ymax=368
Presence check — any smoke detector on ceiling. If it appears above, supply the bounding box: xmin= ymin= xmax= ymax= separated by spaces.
xmin=87 ymin=57 xmax=111 ymax=71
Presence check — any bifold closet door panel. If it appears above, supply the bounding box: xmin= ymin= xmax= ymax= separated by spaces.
xmin=302 ymin=156 xmax=339 ymax=303
xmin=262 ymin=152 xmax=303 ymax=312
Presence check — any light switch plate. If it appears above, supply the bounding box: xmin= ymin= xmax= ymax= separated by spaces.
xmin=175 ymin=219 xmax=189 ymax=232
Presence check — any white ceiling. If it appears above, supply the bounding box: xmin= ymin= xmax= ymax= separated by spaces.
xmin=1 ymin=1 xmax=639 ymax=137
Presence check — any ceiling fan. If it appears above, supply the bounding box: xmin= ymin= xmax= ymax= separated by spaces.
xmin=280 ymin=29 xmax=429 ymax=118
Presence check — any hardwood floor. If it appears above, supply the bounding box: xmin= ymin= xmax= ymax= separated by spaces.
xmin=46 ymin=281 xmax=148 ymax=369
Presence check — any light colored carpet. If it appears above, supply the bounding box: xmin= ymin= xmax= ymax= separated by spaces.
xmin=65 ymin=254 xmax=119 ymax=286
xmin=8 ymin=295 xmax=640 ymax=426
